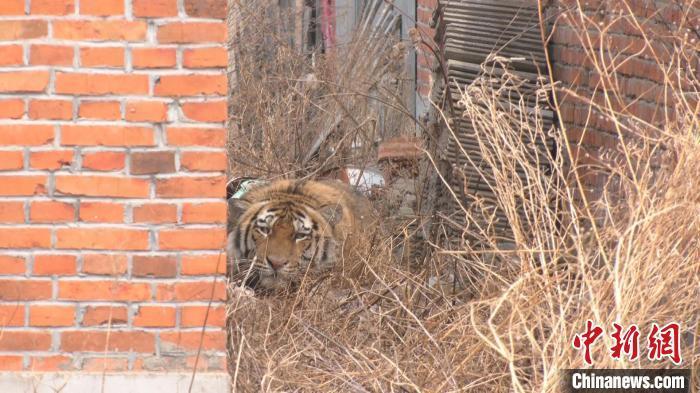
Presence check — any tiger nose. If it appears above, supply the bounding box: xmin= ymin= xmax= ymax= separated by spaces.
xmin=267 ymin=257 xmax=288 ymax=270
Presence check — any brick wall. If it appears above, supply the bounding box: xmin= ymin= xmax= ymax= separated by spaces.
xmin=0 ymin=0 xmax=228 ymax=373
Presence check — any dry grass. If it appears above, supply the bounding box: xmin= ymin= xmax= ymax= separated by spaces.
xmin=226 ymin=0 xmax=699 ymax=391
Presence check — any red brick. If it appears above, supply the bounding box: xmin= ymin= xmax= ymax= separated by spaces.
xmin=33 ymin=254 xmax=77 ymax=276
xmin=53 ymin=20 xmax=147 ymax=41
xmin=30 ymin=150 xmax=74 ymax=170
xmin=30 ymin=305 xmax=75 ymax=326
xmin=167 ymin=127 xmax=225 ymax=147
xmin=183 ymin=47 xmax=227 ymax=68
xmin=31 ymin=0 xmax=75 ymax=15
xmin=59 ymin=281 xmax=151 ymax=301
xmin=79 ymin=202 xmax=124 ymax=223
xmin=132 ymin=48 xmax=176 ymax=69
xmin=0 ymin=304 xmax=25 ymax=327
xmin=0 ymin=356 xmax=24 ymax=371
xmin=180 ymin=151 xmax=226 ymax=172
xmin=182 ymin=202 xmax=226 ymax=224
xmin=133 ymin=0 xmax=178 ymax=17
xmin=0 ymin=0 xmax=24 ymax=15
xmin=81 ymin=254 xmax=128 ymax=276
xmin=156 ymin=281 xmax=226 ymax=301
xmin=78 ymin=101 xmax=121 ymax=120
xmin=0 ymin=99 xmax=24 ymax=119
xmin=159 ymin=229 xmax=226 ymax=250
xmin=56 ymin=73 xmax=149 ymax=95
xmin=132 ymin=255 xmax=177 ymax=278
xmin=0 ymin=255 xmax=25 ymax=275
xmin=80 ymin=0 xmax=124 ymax=15
xmin=0 ymin=201 xmax=24 ymax=223
xmin=155 ymin=74 xmax=226 ymax=96
xmin=181 ymin=101 xmax=226 ymax=122
xmin=160 ymin=331 xmax=225 ymax=351
xmin=0 ymin=280 xmax=52 ymax=300
xmin=180 ymin=305 xmax=226 ymax=327
xmin=156 ymin=176 xmax=226 ymax=198
xmin=28 ymin=99 xmax=73 ymax=120
xmin=0 ymin=71 xmax=50 ymax=93
xmin=80 ymin=47 xmax=124 ymax=68
xmin=184 ymin=0 xmax=227 ymax=19
xmin=131 ymin=151 xmax=175 ymax=175
xmin=30 ymin=201 xmax=75 ymax=223
xmin=56 ymin=228 xmax=150 ymax=250
xmin=0 ymin=21 xmax=48 ymax=40
xmin=0 ymin=175 xmax=47 ymax=196
xmin=30 ymin=356 xmax=74 ymax=371
xmin=61 ymin=125 xmax=154 ymax=147
xmin=30 ymin=45 xmax=73 ymax=66
xmin=0 ymin=151 xmax=24 ymax=171
xmin=132 ymin=204 xmax=177 ymax=223
xmin=0 ymin=45 xmax=24 ymax=66
xmin=82 ymin=357 xmax=129 ymax=371
xmin=82 ymin=305 xmax=128 ymax=326
xmin=82 ymin=151 xmax=125 ymax=171
xmin=188 ymin=256 xmax=224 ymax=276
xmin=157 ymin=22 xmax=226 ymax=43
xmin=133 ymin=305 xmax=176 ymax=327
xmin=0 ymin=125 xmax=53 ymax=146
xmin=125 ymin=100 xmax=169 ymax=122
xmin=0 ymin=331 xmax=52 ymax=351
xmin=61 ymin=331 xmax=155 ymax=352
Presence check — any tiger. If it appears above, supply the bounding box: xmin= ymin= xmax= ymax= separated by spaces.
xmin=227 ymin=179 xmax=377 ymax=292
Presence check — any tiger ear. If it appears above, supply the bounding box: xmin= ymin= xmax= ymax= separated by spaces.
xmin=227 ymin=198 xmax=251 ymax=232
xmin=319 ymin=203 xmax=343 ymax=228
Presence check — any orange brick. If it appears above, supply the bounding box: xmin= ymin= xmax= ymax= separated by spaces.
xmin=0 ymin=331 xmax=52 ymax=351
xmin=159 ymin=228 xmax=226 ymax=250
xmin=56 ymin=175 xmax=149 ymax=198
xmin=62 ymin=125 xmax=154 ymax=147
xmin=30 ymin=150 xmax=72 ymax=171
xmin=81 ymin=254 xmax=128 ymax=276
xmin=180 ymin=305 xmax=226 ymax=327
xmin=0 ymin=201 xmax=24 ymax=223
xmin=56 ymin=228 xmax=150 ymax=250
xmin=0 ymin=125 xmax=53 ymax=146
xmin=33 ymin=254 xmax=77 ymax=276
xmin=82 ymin=357 xmax=129 ymax=371
xmin=132 ymin=255 xmax=176 ymax=278
xmin=133 ymin=0 xmax=178 ymax=17
xmin=125 ymin=101 xmax=169 ymax=122
xmin=0 ymin=255 xmax=25 ymax=275
xmin=30 ymin=356 xmax=74 ymax=371
xmin=133 ymin=305 xmax=176 ymax=327
xmin=59 ymin=281 xmax=151 ymax=301
xmin=56 ymin=73 xmax=149 ymax=95
xmin=0 ymin=280 xmax=52 ymax=300
xmin=183 ymin=47 xmax=227 ymax=68
xmin=61 ymin=331 xmax=154 ymax=352
xmin=157 ymin=22 xmax=226 ymax=43
xmin=182 ymin=202 xmax=226 ymax=224
xmin=0 ymin=0 xmax=24 ymax=15
xmin=30 ymin=45 xmax=73 ymax=66
xmin=0 ymin=175 xmax=47 ymax=196
xmin=0 ymin=45 xmax=24 ymax=66
xmin=181 ymin=151 xmax=226 ymax=172
xmin=0 ymin=304 xmax=25 ymax=327
xmin=155 ymin=74 xmax=226 ymax=96
xmin=156 ymin=176 xmax=226 ymax=198
xmin=132 ymin=48 xmax=176 ymax=69
xmin=0 ymin=21 xmax=48 ymax=40
xmin=132 ymin=204 xmax=177 ymax=223
xmin=0 ymin=151 xmax=24 ymax=171
xmin=81 ymin=305 xmax=128 ymax=326
xmin=156 ymin=281 xmax=226 ymax=301
xmin=82 ymin=151 xmax=126 ymax=171
xmin=166 ymin=127 xmax=225 ymax=147
xmin=30 ymin=305 xmax=75 ymax=326
xmin=0 ymin=71 xmax=50 ymax=93
xmin=28 ymin=99 xmax=73 ymax=120
xmin=79 ymin=201 xmax=124 ymax=223
xmin=160 ymin=331 xmax=225 ymax=351
xmin=80 ymin=0 xmax=124 ymax=15
xmin=78 ymin=101 xmax=121 ymax=120
xmin=30 ymin=201 xmax=75 ymax=223
xmin=181 ymin=101 xmax=226 ymax=122
xmin=80 ymin=47 xmax=124 ymax=68
xmin=31 ymin=0 xmax=75 ymax=15
xmin=0 ymin=99 xmax=24 ymax=119
xmin=53 ymin=20 xmax=147 ymax=42
xmin=0 ymin=356 xmax=25 ymax=371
